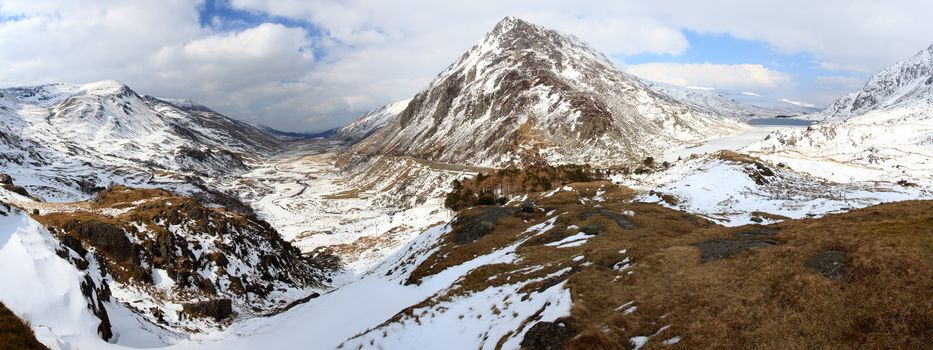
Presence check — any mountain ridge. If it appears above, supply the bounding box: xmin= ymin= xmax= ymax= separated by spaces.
xmin=815 ymin=44 xmax=933 ymax=120
xmin=637 ymin=79 xmax=822 ymax=118
xmin=345 ymin=16 xmax=744 ymax=168
xmin=0 ymin=80 xmax=284 ymax=200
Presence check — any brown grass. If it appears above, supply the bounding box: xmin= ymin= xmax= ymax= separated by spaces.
xmin=324 ymin=188 xmax=362 ymax=200
xmin=444 ymin=165 xmax=606 ymax=210
xmin=0 ymin=303 xmax=48 ymax=350
xmin=570 ymin=200 xmax=932 ymax=349
xmin=91 ymin=185 xmax=170 ymax=208
xmin=409 ymin=178 xmax=933 ymax=349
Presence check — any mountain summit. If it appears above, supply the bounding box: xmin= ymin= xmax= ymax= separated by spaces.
xmin=346 ymin=17 xmax=742 ymax=167
xmin=817 ymin=44 xmax=933 ymax=120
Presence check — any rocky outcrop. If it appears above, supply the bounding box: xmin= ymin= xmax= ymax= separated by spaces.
xmin=35 ymin=186 xmax=333 ymax=329
xmin=182 ymin=299 xmax=233 ymax=321
xmin=0 ymin=174 xmax=30 ymax=198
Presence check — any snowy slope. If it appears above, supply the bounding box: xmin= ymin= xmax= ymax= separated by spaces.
xmin=347 ymin=17 xmax=745 ymax=168
xmin=745 ymin=45 xmax=933 ymax=187
xmin=0 ymin=184 xmax=331 ymax=347
xmin=812 ymin=44 xmax=933 ymax=121
xmin=213 ymin=151 xmax=462 ymax=273
xmin=746 ymin=106 xmax=933 ymax=186
xmin=0 ymin=204 xmax=173 ymax=349
xmin=619 ymin=154 xmax=930 ymax=226
xmin=1 ymin=208 xmax=572 ymax=350
xmin=333 ymin=99 xmax=411 ymax=142
xmin=0 ymin=81 xmax=282 ymax=200
xmin=637 ymin=79 xmax=821 ymax=119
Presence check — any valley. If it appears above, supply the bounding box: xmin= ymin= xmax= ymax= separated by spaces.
xmin=1 ymin=15 xmax=932 ymax=350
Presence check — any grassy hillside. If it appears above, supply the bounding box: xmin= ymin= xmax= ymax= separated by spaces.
xmin=0 ymin=303 xmax=48 ymax=350
xmin=408 ymin=178 xmax=932 ymax=349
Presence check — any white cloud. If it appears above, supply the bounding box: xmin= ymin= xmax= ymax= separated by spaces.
xmin=151 ymin=23 xmax=312 ymax=94
xmin=622 ymin=0 xmax=933 ymax=73
xmin=779 ymin=98 xmax=817 ymax=108
xmin=625 ymin=63 xmax=792 ymax=91
xmin=3 ymin=0 xmax=933 ymax=130
xmin=0 ymin=0 xmax=318 ymax=130
xmin=815 ymin=75 xmax=866 ymax=89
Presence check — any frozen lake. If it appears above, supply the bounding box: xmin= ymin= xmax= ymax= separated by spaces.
xmin=748 ymin=118 xmax=815 ymax=126
xmin=662 ymin=118 xmax=813 ymax=162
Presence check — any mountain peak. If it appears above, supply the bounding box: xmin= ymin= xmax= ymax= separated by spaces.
xmin=817 ymin=43 xmax=933 ymax=120
xmin=0 ymin=80 xmax=136 ymax=105
xmin=438 ymin=16 xmax=612 ymax=84
xmin=79 ymin=80 xmax=133 ymax=96
xmin=484 ymin=16 xmax=555 ymax=44
xmin=491 ymin=16 xmax=533 ymax=31
xmin=350 ymin=18 xmax=742 ymax=168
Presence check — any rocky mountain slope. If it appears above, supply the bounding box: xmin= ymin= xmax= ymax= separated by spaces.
xmin=345 ymin=17 xmax=744 ymax=168
xmin=813 ymin=44 xmax=933 ymax=121
xmin=9 ymin=174 xmax=927 ymax=349
xmin=637 ymin=80 xmax=821 ymax=118
xmin=0 ymin=81 xmax=282 ymax=200
xmin=332 ymin=99 xmax=411 ymax=142
xmin=1 ymin=184 xmax=332 ymax=345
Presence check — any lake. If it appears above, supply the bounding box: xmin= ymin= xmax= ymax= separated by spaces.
xmin=747 ymin=118 xmax=815 ymax=126
xmin=661 ymin=118 xmax=813 ymax=162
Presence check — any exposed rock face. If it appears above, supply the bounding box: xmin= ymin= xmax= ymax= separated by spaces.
xmin=0 ymin=81 xmax=284 ymax=201
xmin=0 ymin=173 xmax=30 ymax=197
xmin=578 ymin=208 xmax=636 ymax=230
xmin=807 ymin=250 xmax=848 ymax=280
xmin=521 ymin=321 xmax=575 ymax=350
xmin=816 ymin=44 xmax=933 ymax=120
xmin=345 ymin=17 xmax=742 ymax=168
xmin=694 ymin=226 xmax=782 ymax=263
xmin=333 ymin=99 xmax=412 ymax=143
xmin=451 ymin=206 xmax=514 ymax=244
xmin=182 ymin=299 xmax=233 ymax=321
xmin=35 ymin=186 xmax=332 ymax=330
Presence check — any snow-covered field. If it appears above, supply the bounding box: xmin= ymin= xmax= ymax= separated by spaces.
xmin=661 ymin=121 xmax=806 ymax=163
xmin=625 ymin=157 xmax=929 ymax=226
xmin=212 ymin=149 xmax=464 ymax=275
xmin=747 ymin=105 xmax=933 ymax=187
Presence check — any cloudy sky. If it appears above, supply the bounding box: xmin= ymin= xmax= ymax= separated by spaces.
xmin=1 ymin=0 xmax=932 ymax=132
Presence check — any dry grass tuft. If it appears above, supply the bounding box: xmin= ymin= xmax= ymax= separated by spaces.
xmin=0 ymin=303 xmax=48 ymax=350
xmin=91 ymin=185 xmax=170 ymax=208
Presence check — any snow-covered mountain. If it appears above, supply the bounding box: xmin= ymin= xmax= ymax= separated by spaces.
xmin=814 ymin=44 xmax=933 ymax=121
xmin=333 ymin=99 xmax=411 ymax=142
xmin=345 ymin=17 xmax=744 ymax=168
xmin=0 ymin=80 xmax=282 ymax=200
xmin=1 ymin=185 xmax=332 ymax=345
xmin=637 ymin=79 xmax=822 ymax=118
xmin=746 ymin=44 xmax=933 ymax=186
xmin=2 ymin=15 xmax=931 ymax=350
